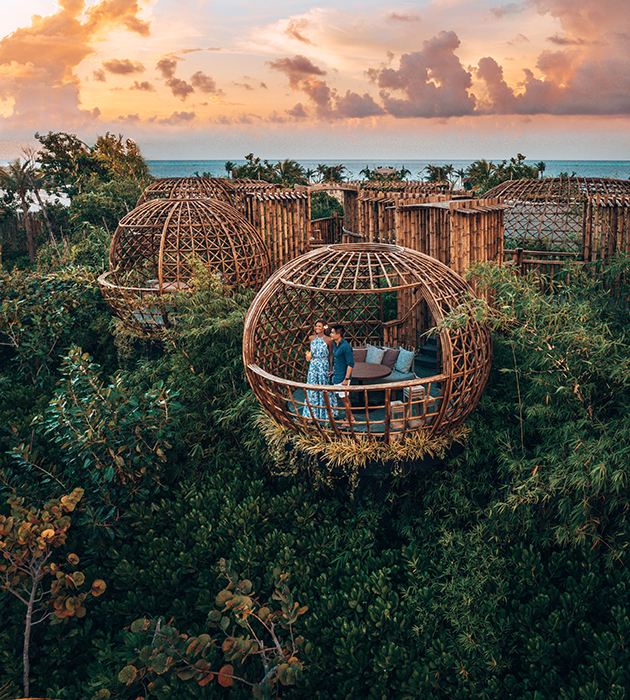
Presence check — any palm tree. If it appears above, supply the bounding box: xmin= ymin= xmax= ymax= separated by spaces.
xmin=276 ymin=159 xmax=307 ymax=187
xmin=423 ymin=163 xmax=454 ymax=190
xmin=464 ymin=159 xmax=496 ymax=193
xmin=455 ymin=168 xmax=466 ymax=188
xmin=0 ymin=159 xmax=37 ymax=261
xmin=317 ymin=163 xmax=347 ymax=184
xmin=359 ymin=165 xmax=374 ymax=180
xmin=224 ymin=161 xmax=235 ymax=178
xmin=535 ymin=161 xmax=546 ymax=178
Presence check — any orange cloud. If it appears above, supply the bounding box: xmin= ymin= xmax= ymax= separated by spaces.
xmin=387 ymin=13 xmax=421 ymax=22
xmin=190 ymin=71 xmax=223 ymax=95
xmin=0 ymin=0 xmax=151 ymax=129
xmin=158 ymin=110 xmax=196 ymax=125
xmin=166 ymin=77 xmax=194 ymax=100
xmin=267 ymin=55 xmax=327 ymax=88
xmin=270 ymin=54 xmax=384 ymax=120
xmin=368 ymin=32 xmax=476 ymax=118
xmin=157 ymin=58 xmax=178 ymax=79
xmin=130 ymin=80 xmax=155 ymax=91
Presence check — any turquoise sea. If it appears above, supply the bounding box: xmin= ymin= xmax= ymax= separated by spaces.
xmin=147 ymin=159 xmax=630 ymax=181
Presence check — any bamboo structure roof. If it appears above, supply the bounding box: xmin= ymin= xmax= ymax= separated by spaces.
xmin=341 ymin=180 xmax=450 ymax=194
xmin=243 ymin=242 xmax=492 ymax=446
xmin=137 ymin=177 xmax=234 ymax=205
xmin=484 ymin=177 xmax=630 ymax=252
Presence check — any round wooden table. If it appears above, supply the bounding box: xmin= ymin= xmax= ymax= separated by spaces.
xmin=351 ymin=362 xmax=391 ymax=383
xmin=350 ymin=362 xmax=391 ymax=408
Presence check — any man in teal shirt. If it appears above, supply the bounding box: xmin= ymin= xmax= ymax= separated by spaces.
xmin=329 ymin=324 xmax=355 ymax=426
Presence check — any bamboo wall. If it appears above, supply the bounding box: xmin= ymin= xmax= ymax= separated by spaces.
xmin=341 ymin=194 xmax=505 ymax=277
xmin=310 ymin=214 xmax=342 ymax=244
xmin=226 ymin=181 xmax=504 ymax=281
xmin=584 ymin=194 xmax=630 ymax=262
xmin=243 ymin=190 xmax=312 ymax=270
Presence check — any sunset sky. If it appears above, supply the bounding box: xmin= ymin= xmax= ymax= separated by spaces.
xmin=1 ymin=0 xmax=629 ymax=161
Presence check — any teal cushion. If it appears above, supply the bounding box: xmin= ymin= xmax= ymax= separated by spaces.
xmin=365 ymin=344 xmax=385 ymax=364
xmin=395 ymin=347 xmax=415 ymax=373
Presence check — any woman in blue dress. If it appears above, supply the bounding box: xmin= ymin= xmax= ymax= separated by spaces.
xmin=302 ymin=320 xmax=335 ymax=421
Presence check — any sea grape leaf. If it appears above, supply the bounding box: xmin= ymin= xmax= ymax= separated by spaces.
xmin=118 ymin=665 xmax=138 ymax=685
xmin=130 ymin=618 xmax=149 ymax=633
xmin=218 ymin=664 xmax=234 ymax=687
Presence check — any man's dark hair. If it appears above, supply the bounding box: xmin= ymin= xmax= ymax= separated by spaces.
xmin=331 ymin=324 xmax=345 ymax=336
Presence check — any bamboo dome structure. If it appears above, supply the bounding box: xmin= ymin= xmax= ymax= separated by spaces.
xmin=484 ymin=177 xmax=630 ymax=253
xmin=243 ymin=243 xmax=492 ymax=445
xmin=136 ymin=177 xmax=234 ymax=206
xmin=98 ymin=198 xmax=271 ymax=335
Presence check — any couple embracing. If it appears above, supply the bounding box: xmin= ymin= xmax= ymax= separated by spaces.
xmin=302 ymin=320 xmax=356 ymax=427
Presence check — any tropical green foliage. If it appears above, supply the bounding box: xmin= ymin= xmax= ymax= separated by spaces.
xmin=35 ymin=131 xmax=150 ymax=199
xmin=0 ymin=159 xmax=40 ymax=261
xmin=8 ymin=347 xmax=183 ymax=538
xmin=311 ymin=191 xmax=343 ymax=219
xmin=118 ymin=559 xmax=306 ymax=698
xmin=423 ymin=163 xmax=457 ymax=190
xmin=1 ymin=131 xmax=150 ymax=268
xmin=0 ymin=487 xmax=106 ymax=696
xmin=360 ymin=165 xmax=411 ymax=185
xmin=226 ymin=154 xmax=309 ymax=186
xmin=464 ymin=154 xmax=545 ymax=194
xmin=68 ymin=178 xmax=144 ymax=233
xmin=315 ymin=163 xmax=347 ymax=184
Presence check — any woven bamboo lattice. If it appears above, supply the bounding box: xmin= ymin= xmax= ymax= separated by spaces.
xmin=136 ymin=177 xmax=234 ymax=206
xmin=484 ymin=177 xmax=630 ymax=253
xmin=243 ymin=243 xmax=492 ymax=444
xmin=98 ymin=198 xmax=271 ymax=335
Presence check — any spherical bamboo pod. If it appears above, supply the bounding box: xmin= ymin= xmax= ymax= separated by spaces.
xmin=98 ymin=198 xmax=271 ymax=335
xmin=137 ymin=177 xmax=234 ymax=206
xmin=484 ymin=177 xmax=630 ymax=252
xmin=243 ymin=242 xmax=492 ymax=444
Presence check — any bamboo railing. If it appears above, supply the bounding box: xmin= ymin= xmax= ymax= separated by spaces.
xmin=310 ymin=214 xmax=343 ymax=245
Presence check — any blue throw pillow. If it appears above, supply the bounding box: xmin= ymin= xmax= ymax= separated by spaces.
xmin=365 ymin=344 xmax=385 ymax=364
xmin=395 ymin=347 xmax=415 ymax=373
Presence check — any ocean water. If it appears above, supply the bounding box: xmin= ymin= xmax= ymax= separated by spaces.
xmin=147 ymin=159 xmax=630 ymax=181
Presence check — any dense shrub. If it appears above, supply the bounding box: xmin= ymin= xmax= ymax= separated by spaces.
xmin=2 ymin=256 xmax=630 ymax=699
xmin=0 ymin=267 xmax=115 ymax=485
xmin=68 ymin=179 xmax=145 ymax=233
